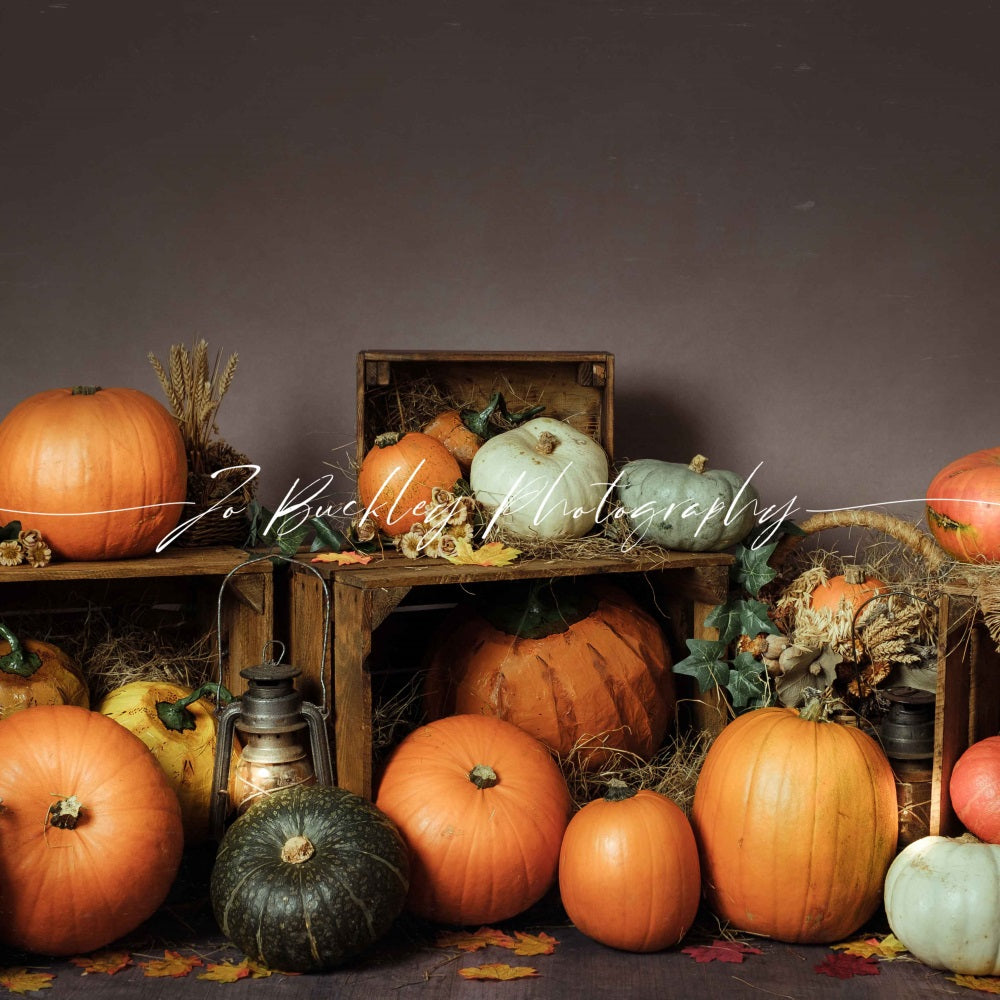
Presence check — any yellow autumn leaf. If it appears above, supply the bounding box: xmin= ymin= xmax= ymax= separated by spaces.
xmin=948 ymin=974 xmax=1000 ymax=993
xmin=244 ymin=959 xmax=275 ymax=979
xmin=435 ymin=927 xmax=517 ymax=952
xmin=0 ymin=968 xmax=55 ymax=994
xmin=197 ymin=961 xmax=251 ymax=983
xmin=509 ymin=931 xmax=558 ymax=956
xmin=139 ymin=950 xmax=205 ymax=978
xmin=831 ymin=933 xmax=908 ymax=961
xmin=444 ymin=538 xmax=521 ymax=567
xmin=311 ymin=550 xmax=373 ymax=566
xmin=69 ymin=951 xmax=132 ymax=975
xmin=459 ymin=963 xmax=539 ymax=981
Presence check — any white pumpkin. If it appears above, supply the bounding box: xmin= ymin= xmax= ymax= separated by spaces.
xmin=884 ymin=834 xmax=1000 ymax=975
xmin=470 ymin=417 xmax=609 ymax=540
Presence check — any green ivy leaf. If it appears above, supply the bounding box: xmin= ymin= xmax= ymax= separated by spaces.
xmin=705 ymin=598 xmax=779 ymax=644
xmin=673 ymin=638 xmax=731 ymax=695
xmin=308 ymin=517 xmax=349 ymax=553
xmin=727 ymin=651 xmax=770 ymax=709
xmin=731 ymin=541 xmax=779 ymax=597
xmin=0 ymin=520 xmax=22 ymax=542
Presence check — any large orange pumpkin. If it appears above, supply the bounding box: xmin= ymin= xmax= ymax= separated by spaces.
xmin=423 ymin=582 xmax=675 ymax=768
xmin=0 ymin=705 xmax=184 ymax=955
xmin=0 ymin=386 xmax=187 ymax=560
xmin=927 ymin=447 xmax=1000 ymax=562
xmin=0 ymin=622 xmax=89 ymax=719
xmin=375 ymin=714 xmax=571 ymax=926
xmin=691 ymin=701 xmax=898 ymax=944
xmin=357 ymin=431 xmax=461 ymax=537
xmin=558 ymin=781 xmax=701 ymax=952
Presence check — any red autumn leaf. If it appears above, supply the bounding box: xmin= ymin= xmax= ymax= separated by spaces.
xmin=0 ymin=968 xmax=55 ymax=994
xmin=435 ymin=927 xmax=517 ymax=952
xmin=682 ymin=940 xmax=764 ymax=964
xmin=69 ymin=951 xmax=132 ymax=975
xmin=139 ymin=950 xmax=205 ymax=978
xmin=509 ymin=931 xmax=558 ymax=956
xmin=459 ymin=963 xmax=539 ymax=981
xmin=814 ymin=953 xmax=881 ymax=979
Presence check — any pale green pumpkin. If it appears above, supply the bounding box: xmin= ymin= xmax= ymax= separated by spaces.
xmin=616 ymin=455 xmax=759 ymax=551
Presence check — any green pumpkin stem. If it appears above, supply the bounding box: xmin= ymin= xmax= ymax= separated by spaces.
xmin=459 ymin=391 xmax=502 ymax=438
xmin=71 ymin=386 xmax=102 ymax=396
xmin=373 ymin=431 xmax=403 ymax=448
xmin=478 ymin=578 xmax=597 ymax=639
xmin=155 ymin=681 xmax=235 ymax=733
xmin=0 ymin=622 xmax=42 ymax=678
xmin=603 ymin=779 xmax=638 ymax=803
xmin=688 ymin=454 xmax=708 ymax=474
xmin=504 ymin=402 xmax=546 ymax=426
xmin=798 ymin=696 xmax=826 ymax=723
xmin=468 ymin=764 xmax=499 ymax=789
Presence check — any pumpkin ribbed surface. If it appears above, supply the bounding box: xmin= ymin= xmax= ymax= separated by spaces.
xmin=926 ymin=447 xmax=1000 ymax=562
xmin=210 ymin=785 xmax=410 ymax=972
xmin=423 ymin=585 xmax=674 ymax=768
xmin=0 ymin=386 xmax=187 ymax=560
xmin=376 ymin=715 xmax=571 ymax=926
xmin=0 ymin=629 xmax=89 ymax=719
xmin=0 ymin=705 xmax=184 ymax=956
xmin=691 ymin=705 xmax=898 ymax=944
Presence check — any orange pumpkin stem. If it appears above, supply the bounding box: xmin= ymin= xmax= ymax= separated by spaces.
xmin=280 ymin=835 xmax=316 ymax=864
xmin=468 ymin=764 xmax=499 ymax=789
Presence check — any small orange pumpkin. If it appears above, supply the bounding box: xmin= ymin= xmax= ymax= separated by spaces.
xmin=691 ymin=700 xmax=898 ymax=943
xmin=0 ymin=705 xmax=184 ymax=955
xmin=375 ymin=714 xmax=571 ymax=926
xmin=424 ymin=581 xmax=675 ymax=769
xmin=0 ymin=622 xmax=89 ymax=719
xmin=422 ymin=392 xmax=502 ymax=474
xmin=558 ymin=781 xmax=701 ymax=952
xmin=809 ymin=563 xmax=887 ymax=615
xmin=357 ymin=431 xmax=461 ymax=537
xmin=0 ymin=386 xmax=187 ymax=560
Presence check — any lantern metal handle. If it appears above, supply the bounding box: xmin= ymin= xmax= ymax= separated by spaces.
xmin=214 ymin=553 xmax=331 ymax=716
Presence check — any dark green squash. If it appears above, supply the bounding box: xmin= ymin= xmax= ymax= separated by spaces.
xmin=210 ymin=785 xmax=410 ymax=972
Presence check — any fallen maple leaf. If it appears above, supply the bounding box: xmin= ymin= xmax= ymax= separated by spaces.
xmin=197 ymin=961 xmax=251 ymax=983
xmin=948 ymin=974 xmax=1000 ymax=993
xmin=459 ymin=963 xmax=539 ymax=981
xmin=311 ymin=551 xmax=373 ymax=566
xmin=244 ymin=959 xmax=275 ymax=979
xmin=435 ymin=927 xmax=517 ymax=952
xmin=444 ymin=538 xmax=521 ymax=567
xmin=682 ymin=940 xmax=763 ymax=964
xmin=814 ymin=953 xmax=880 ymax=979
xmin=832 ymin=933 xmax=908 ymax=961
xmin=510 ymin=931 xmax=558 ymax=956
xmin=139 ymin=950 xmax=205 ymax=978
xmin=69 ymin=951 xmax=132 ymax=975
xmin=0 ymin=969 xmax=55 ymax=994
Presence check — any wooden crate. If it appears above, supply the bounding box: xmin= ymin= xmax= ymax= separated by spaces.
xmin=288 ymin=549 xmax=731 ymax=800
xmin=930 ymin=576 xmax=1000 ymax=835
xmin=0 ymin=547 xmax=274 ymax=699
xmin=356 ymin=350 xmax=614 ymax=464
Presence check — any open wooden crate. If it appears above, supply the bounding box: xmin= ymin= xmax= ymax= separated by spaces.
xmin=356 ymin=350 xmax=614 ymax=463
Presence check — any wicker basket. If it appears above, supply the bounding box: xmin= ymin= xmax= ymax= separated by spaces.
xmin=176 ymin=440 xmax=256 ymax=548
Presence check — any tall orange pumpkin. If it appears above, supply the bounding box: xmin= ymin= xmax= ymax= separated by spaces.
xmin=0 ymin=705 xmax=184 ymax=955
xmin=691 ymin=701 xmax=898 ymax=944
xmin=0 ymin=386 xmax=187 ymax=560
xmin=926 ymin=447 xmax=1000 ymax=562
xmin=357 ymin=431 xmax=461 ymax=537
xmin=558 ymin=781 xmax=701 ymax=952
xmin=375 ymin=714 xmax=571 ymax=926
xmin=423 ymin=582 xmax=675 ymax=768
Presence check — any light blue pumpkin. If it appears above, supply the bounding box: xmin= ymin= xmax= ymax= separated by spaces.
xmin=616 ymin=455 xmax=759 ymax=551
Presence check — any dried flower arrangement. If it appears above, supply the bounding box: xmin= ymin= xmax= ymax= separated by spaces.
xmin=0 ymin=523 xmax=52 ymax=567
xmin=148 ymin=340 xmax=255 ymax=547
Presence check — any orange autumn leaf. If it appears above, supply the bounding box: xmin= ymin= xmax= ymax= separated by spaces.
xmin=139 ymin=951 xmax=205 ymax=978
xmin=510 ymin=931 xmax=558 ymax=956
xmin=949 ymin=974 xmax=1000 ymax=994
xmin=244 ymin=959 xmax=275 ymax=979
xmin=311 ymin=551 xmax=373 ymax=566
xmin=444 ymin=538 xmax=520 ymax=567
xmin=832 ymin=934 xmax=908 ymax=961
xmin=70 ymin=951 xmax=132 ymax=975
xmin=435 ymin=927 xmax=517 ymax=952
xmin=459 ymin=963 xmax=539 ymax=981
xmin=198 ymin=961 xmax=251 ymax=983
xmin=0 ymin=969 xmax=55 ymax=994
